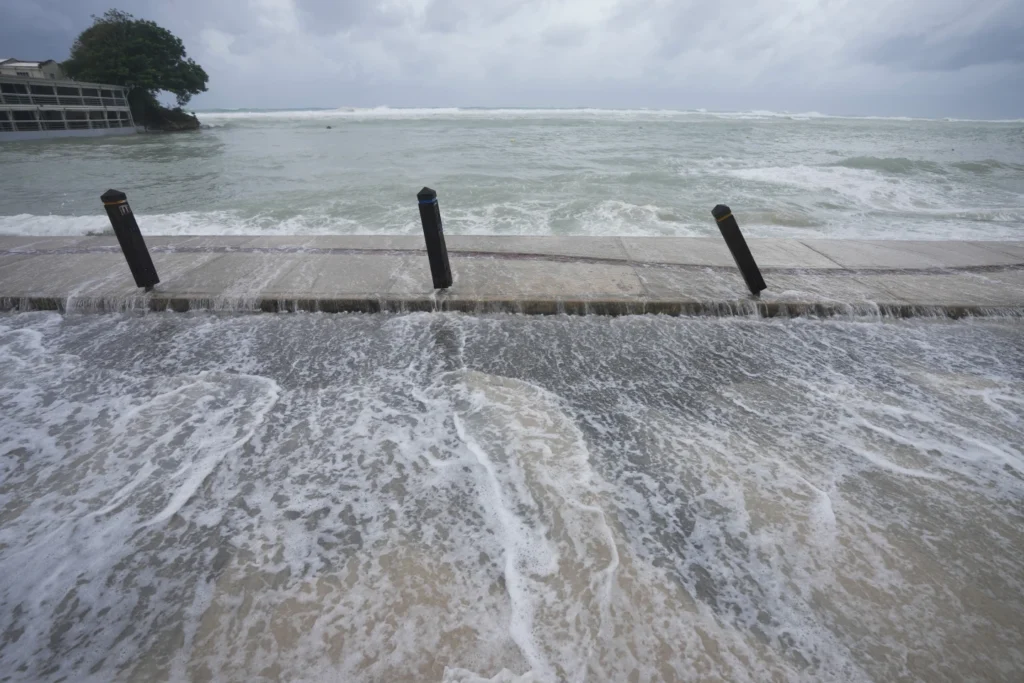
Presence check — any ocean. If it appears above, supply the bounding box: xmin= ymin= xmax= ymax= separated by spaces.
xmin=1 ymin=107 xmax=1022 ymax=240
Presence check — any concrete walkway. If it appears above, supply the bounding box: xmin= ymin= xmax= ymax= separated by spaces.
xmin=1 ymin=235 xmax=1023 ymax=317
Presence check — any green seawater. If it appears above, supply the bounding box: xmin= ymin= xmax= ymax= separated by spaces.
xmin=1 ymin=108 xmax=1022 ymax=239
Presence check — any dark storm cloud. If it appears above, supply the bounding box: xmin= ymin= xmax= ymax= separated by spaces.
xmin=0 ymin=0 xmax=97 ymax=60
xmin=870 ymin=21 xmax=1024 ymax=71
xmin=0 ymin=0 xmax=240 ymax=60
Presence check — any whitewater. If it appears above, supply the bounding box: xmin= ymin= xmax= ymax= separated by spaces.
xmin=3 ymin=312 xmax=1024 ymax=682
xmin=1 ymin=107 xmax=1021 ymax=240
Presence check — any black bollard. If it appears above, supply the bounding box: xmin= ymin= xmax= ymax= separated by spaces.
xmin=711 ymin=205 xmax=766 ymax=296
xmin=101 ymin=189 xmax=160 ymax=291
xmin=417 ymin=187 xmax=453 ymax=289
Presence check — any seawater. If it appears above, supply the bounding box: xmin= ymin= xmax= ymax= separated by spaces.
xmin=1 ymin=312 xmax=1023 ymax=682
xmin=1 ymin=108 xmax=1022 ymax=240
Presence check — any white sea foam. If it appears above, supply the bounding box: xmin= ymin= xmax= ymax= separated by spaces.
xmin=727 ymin=165 xmax=947 ymax=211
xmin=2 ymin=201 xmax=1020 ymax=241
xmin=0 ymin=211 xmax=371 ymax=237
xmin=723 ymin=164 xmax=1024 ymax=233
xmin=0 ymin=202 xmax=706 ymax=238
xmin=196 ymin=107 xmax=1024 ymax=124
xmin=2 ymin=313 xmax=1023 ymax=681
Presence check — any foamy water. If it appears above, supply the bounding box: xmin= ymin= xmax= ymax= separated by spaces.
xmin=1 ymin=312 xmax=1023 ymax=681
xmin=1 ymin=108 xmax=1022 ymax=240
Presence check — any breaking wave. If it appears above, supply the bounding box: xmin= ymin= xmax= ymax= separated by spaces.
xmin=196 ymin=107 xmax=1024 ymax=126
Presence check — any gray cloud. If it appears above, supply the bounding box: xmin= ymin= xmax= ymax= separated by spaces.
xmin=423 ymin=0 xmax=466 ymax=34
xmin=0 ymin=0 xmax=1021 ymax=118
xmin=870 ymin=22 xmax=1024 ymax=71
xmin=541 ymin=24 xmax=587 ymax=48
xmin=291 ymin=0 xmax=404 ymax=35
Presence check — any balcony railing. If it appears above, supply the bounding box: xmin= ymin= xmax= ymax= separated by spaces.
xmin=0 ymin=119 xmax=137 ymax=132
xmin=1 ymin=93 xmax=129 ymax=108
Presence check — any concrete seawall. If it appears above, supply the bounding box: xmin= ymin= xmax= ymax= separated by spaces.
xmin=1 ymin=235 xmax=1023 ymax=317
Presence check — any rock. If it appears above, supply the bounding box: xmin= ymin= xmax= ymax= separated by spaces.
xmin=142 ymin=105 xmax=201 ymax=132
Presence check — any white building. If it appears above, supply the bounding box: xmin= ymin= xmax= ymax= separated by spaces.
xmin=0 ymin=59 xmax=66 ymax=80
xmin=1 ymin=58 xmax=136 ymax=141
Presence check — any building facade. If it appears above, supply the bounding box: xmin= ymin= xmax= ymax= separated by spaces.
xmin=1 ymin=67 xmax=137 ymax=141
xmin=0 ymin=59 xmax=66 ymax=80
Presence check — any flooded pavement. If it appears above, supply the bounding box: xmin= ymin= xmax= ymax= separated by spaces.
xmin=1 ymin=312 xmax=1022 ymax=682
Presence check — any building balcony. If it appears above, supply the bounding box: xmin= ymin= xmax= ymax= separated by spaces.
xmin=1 ymin=93 xmax=126 ymax=108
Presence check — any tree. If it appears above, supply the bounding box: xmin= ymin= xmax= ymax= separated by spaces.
xmin=63 ymin=9 xmax=208 ymax=110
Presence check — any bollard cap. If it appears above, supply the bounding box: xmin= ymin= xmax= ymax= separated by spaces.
xmin=417 ymin=187 xmax=437 ymax=201
xmin=711 ymin=204 xmax=732 ymax=220
xmin=101 ymin=189 xmax=127 ymax=203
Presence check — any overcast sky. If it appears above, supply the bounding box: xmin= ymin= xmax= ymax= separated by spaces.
xmin=2 ymin=0 xmax=1022 ymax=118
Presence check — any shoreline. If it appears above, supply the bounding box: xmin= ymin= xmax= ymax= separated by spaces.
xmin=2 ymin=235 xmax=1023 ymax=318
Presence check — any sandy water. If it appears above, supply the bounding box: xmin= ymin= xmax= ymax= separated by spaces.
xmin=1 ymin=108 xmax=1022 ymax=240
xmin=1 ymin=311 xmax=1023 ymax=682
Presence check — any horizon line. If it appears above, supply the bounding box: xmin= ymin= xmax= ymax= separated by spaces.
xmin=187 ymin=106 xmax=1024 ymax=123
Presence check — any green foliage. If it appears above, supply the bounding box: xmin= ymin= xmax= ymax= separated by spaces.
xmin=62 ymin=9 xmax=208 ymax=107
xmin=124 ymin=88 xmax=200 ymax=131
